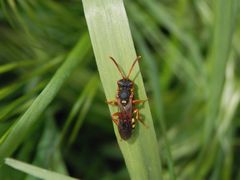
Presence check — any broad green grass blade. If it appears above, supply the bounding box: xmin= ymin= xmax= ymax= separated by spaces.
xmin=83 ymin=0 xmax=162 ymax=179
xmin=0 ymin=33 xmax=90 ymax=164
xmin=5 ymin=158 xmax=78 ymax=180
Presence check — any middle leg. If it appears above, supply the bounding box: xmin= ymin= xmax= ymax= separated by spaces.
xmin=132 ymin=99 xmax=148 ymax=105
xmin=111 ymin=112 xmax=119 ymax=125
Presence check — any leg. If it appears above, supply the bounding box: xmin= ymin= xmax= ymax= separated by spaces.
xmin=133 ymin=108 xmax=148 ymax=128
xmin=111 ymin=112 xmax=119 ymax=125
xmin=132 ymin=99 xmax=148 ymax=105
xmin=106 ymin=99 xmax=118 ymax=106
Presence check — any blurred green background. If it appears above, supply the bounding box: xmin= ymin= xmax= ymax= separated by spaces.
xmin=0 ymin=0 xmax=239 ymax=179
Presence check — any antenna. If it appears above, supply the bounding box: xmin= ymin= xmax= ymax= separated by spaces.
xmin=127 ymin=56 xmax=141 ymax=79
xmin=109 ymin=56 xmax=126 ymax=79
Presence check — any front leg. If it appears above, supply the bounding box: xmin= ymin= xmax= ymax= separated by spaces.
xmin=106 ymin=99 xmax=118 ymax=106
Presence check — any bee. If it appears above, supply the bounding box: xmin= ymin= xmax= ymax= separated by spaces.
xmin=107 ymin=56 xmax=147 ymax=140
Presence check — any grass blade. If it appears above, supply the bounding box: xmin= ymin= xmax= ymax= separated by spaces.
xmin=195 ymin=0 xmax=239 ymax=178
xmin=83 ymin=0 xmax=162 ymax=179
xmin=132 ymin=25 xmax=176 ymax=180
xmin=60 ymin=75 xmax=99 ymax=145
xmin=204 ymin=0 xmax=239 ymax=140
xmin=5 ymin=158 xmax=78 ymax=180
xmin=69 ymin=75 xmax=99 ymax=145
xmin=142 ymin=0 xmax=204 ymax=76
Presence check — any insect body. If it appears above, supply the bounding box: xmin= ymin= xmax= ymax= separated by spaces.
xmin=107 ymin=56 xmax=147 ymax=140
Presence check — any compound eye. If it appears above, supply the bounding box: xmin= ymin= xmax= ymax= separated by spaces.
xmin=117 ymin=80 xmax=124 ymax=86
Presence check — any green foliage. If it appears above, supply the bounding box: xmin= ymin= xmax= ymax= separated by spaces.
xmin=0 ymin=0 xmax=239 ymax=179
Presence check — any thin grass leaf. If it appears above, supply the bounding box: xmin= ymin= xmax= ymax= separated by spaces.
xmin=0 ymin=55 xmax=63 ymax=101
xmin=59 ymin=74 xmax=99 ymax=146
xmin=0 ymin=33 xmax=90 ymax=164
xmin=83 ymin=0 xmax=162 ymax=179
xmin=69 ymin=75 xmax=99 ymax=145
xmin=217 ymin=60 xmax=240 ymax=139
xmin=132 ymin=25 xmax=176 ymax=179
xmin=0 ymin=63 xmax=19 ymax=74
xmin=0 ymin=82 xmax=24 ymax=101
xmin=127 ymin=2 xmax=204 ymax=88
xmin=195 ymin=0 xmax=213 ymax=26
xmin=5 ymin=158 xmax=78 ymax=180
xmin=204 ymin=0 xmax=239 ymax=141
xmin=0 ymin=80 xmax=46 ymax=122
xmin=141 ymin=0 xmax=204 ymax=77
xmin=195 ymin=1 xmax=239 ymax=177
xmin=33 ymin=110 xmax=68 ymax=175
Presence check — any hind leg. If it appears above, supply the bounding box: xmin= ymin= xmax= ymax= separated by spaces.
xmin=133 ymin=108 xmax=148 ymax=128
xmin=111 ymin=112 xmax=119 ymax=125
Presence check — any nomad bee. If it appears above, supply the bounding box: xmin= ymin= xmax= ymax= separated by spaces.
xmin=107 ymin=56 xmax=147 ymax=140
